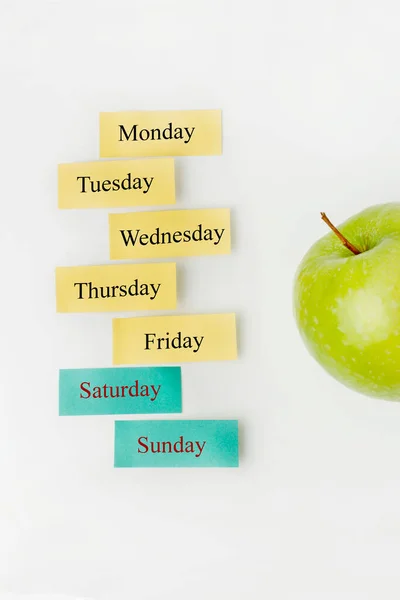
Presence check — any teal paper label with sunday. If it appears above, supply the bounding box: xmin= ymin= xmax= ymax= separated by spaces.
xmin=59 ymin=367 xmax=182 ymax=416
xmin=114 ymin=420 xmax=239 ymax=468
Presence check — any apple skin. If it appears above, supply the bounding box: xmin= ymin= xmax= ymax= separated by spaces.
xmin=294 ymin=203 xmax=400 ymax=400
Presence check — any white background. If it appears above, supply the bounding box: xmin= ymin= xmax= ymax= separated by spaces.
xmin=2 ymin=1 xmax=400 ymax=598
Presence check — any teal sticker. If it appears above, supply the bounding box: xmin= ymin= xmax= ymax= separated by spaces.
xmin=59 ymin=367 xmax=181 ymax=416
xmin=114 ymin=420 xmax=239 ymax=468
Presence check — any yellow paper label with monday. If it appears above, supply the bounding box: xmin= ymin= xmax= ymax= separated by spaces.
xmin=58 ymin=158 xmax=175 ymax=209
xmin=99 ymin=109 xmax=222 ymax=157
xmin=113 ymin=313 xmax=237 ymax=365
xmin=109 ymin=208 xmax=231 ymax=260
xmin=56 ymin=263 xmax=176 ymax=313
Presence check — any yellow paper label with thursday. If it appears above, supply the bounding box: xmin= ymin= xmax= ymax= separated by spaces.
xmin=109 ymin=208 xmax=231 ymax=260
xmin=58 ymin=158 xmax=175 ymax=209
xmin=56 ymin=263 xmax=176 ymax=313
xmin=99 ymin=109 xmax=222 ymax=157
xmin=113 ymin=313 xmax=237 ymax=365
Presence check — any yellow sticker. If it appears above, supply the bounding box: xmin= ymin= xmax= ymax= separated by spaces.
xmin=109 ymin=208 xmax=231 ymax=260
xmin=56 ymin=263 xmax=176 ymax=313
xmin=99 ymin=109 xmax=222 ymax=157
xmin=113 ymin=313 xmax=237 ymax=365
xmin=58 ymin=158 xmax=175 ymax=209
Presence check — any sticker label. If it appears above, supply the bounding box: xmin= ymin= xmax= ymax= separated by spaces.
xmin=113 ymin=313 xmax=237 ymax=365
xmin=114 ymin=420 xmax=239 ymax=468
xmin=56 ymin=263 xmax=176 ymax=313
xmin=100 ymin=109 xmax=222 ymax=157
xmin=109 ymin=208 xmax=231 ymax=259
xmin=59 ymin=367 xmax=182 ymax=416
xmin=58 ymin=158 xmax=175 ymax=209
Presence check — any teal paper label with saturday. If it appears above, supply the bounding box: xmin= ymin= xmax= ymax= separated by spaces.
xmin=114 ymin=420 xmax=239 ymax=468
xmin=59 ymin=367 xmax=182 ymax=416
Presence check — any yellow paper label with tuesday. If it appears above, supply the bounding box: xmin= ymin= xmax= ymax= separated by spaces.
xmin=113 ymin=313 xmax=237 ymax=365
xmin=56 ymin=263 xmax=176 ymax=313
xmin=109 ymin=208 xmax=231 ymax=260
xmin=58 ymin=158 xmax=175 ymax=209
xmin=99 ymin=109 xmax=222 ymax=157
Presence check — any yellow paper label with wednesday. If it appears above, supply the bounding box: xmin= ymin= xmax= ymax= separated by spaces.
xmin=58 ymin=158 xmax=175 ymax=209
xmin=56 ymin=263 xmax=176 ymax=313
xmin=113 ymin=313 xmax=237 ymax=365
xmin=109 ymin=208 xmax=231 ymax=260
xmin=99 ymin=109 xmax=222 ymax=157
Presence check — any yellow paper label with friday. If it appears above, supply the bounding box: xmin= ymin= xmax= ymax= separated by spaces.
xmin=58 ymin=158 xmax=175 ymax=209
xmin=109 ymin=208 xmax=231 ymax=260
xmin=56 ymin=263 xmax=176 ymax=313
xmin=113 ymin=313 xmax=237 ymax=365
xmin=99 ymin=109 xmax=222 ymax=157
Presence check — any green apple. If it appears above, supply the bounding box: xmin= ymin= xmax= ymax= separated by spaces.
xmin=294 ymin=203 xmax=400 ymax=400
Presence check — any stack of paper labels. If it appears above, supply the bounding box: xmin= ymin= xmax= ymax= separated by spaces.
xmin=56 ymin=109 xmax=239 ymax=468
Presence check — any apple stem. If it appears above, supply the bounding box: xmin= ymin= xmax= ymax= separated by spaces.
xmin=320 ymin=212 xmax=361 ymax=255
